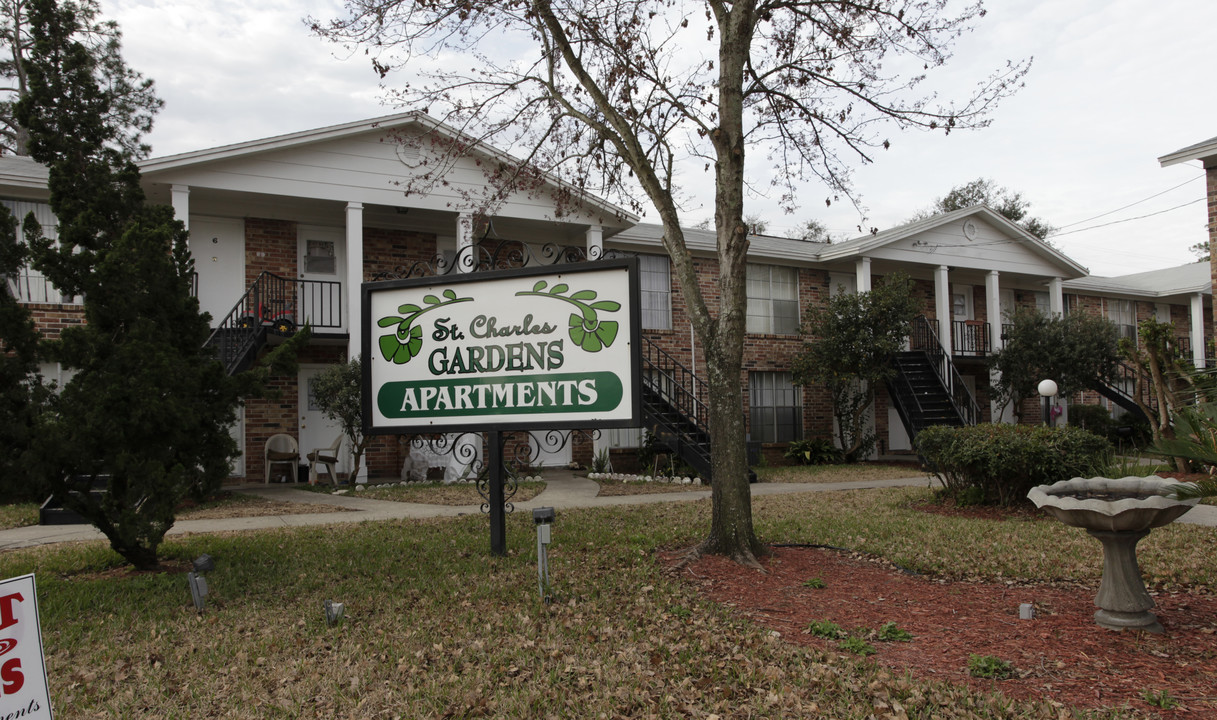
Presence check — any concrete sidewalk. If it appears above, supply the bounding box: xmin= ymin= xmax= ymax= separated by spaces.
xmin=2 ymin=472 xmax=1214 ymax=551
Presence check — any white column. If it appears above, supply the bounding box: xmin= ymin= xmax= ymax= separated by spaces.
xmin=934 ymin=265 xmax=952 ymax=357
xmin=457 ymin=212 xmax=474 ymax=273
xmin=985 ymin=271 xmax=1002 ymax=352
xmin=345 ymin=202 xmax=364 ymax=361
xmin=855 ymin=257 xmax=872 ymax=293
xmin=586 ymin=224 xmax=603 ymax=260
xmin=1048 ymin=277 xmax=1064 ymax=316
xmin=171 ymin=185 xmax=190 ymax=231
xmin=1191 ymin=292 xmax=1206 ymax=368
xmin=346 ymin=201 xmax=366 ymax=482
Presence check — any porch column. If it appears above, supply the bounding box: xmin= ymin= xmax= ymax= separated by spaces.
xmin=171 ymin=185 xmax=190 ymax=231
xmin=346 ymin=202 xmax=364 ymax=362
xmin=586 ymin=224 xmax=603 ymax=260
xmin=985 ymin=270 xmax=1003 ymax=352
xmin=1191 ymin=292 xmax=1206 ymax=367
xmin=934 ymin=265 xmax=952 ymax=356
xmin=457 ymin=212 xmax=475 ymax=273
xmin=855 ymin=257 xmax=872 ymax=293
xmin=1048 ymin=277 xmax=1064 ymax=316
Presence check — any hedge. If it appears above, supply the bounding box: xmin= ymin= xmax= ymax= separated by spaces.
xmin=915 ymin=423 xmax=1109 ymax=507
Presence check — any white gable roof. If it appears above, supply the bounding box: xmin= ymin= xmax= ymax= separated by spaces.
xmin=817 ymin=205 xmax=1088 ymax=277
xmin=138 ymin=112 xmax=637 ymax=227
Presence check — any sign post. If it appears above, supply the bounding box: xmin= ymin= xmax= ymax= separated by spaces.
xmin=363 ymin=258 xmax=640 ymax=554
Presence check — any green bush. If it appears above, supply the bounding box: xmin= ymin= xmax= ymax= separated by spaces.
xmin=916 ymin=423 xmax=1109 ymax=507
xmin=1068 ymin=403 xmax=1150 ymax=448
xmin=784 ymin=438 xmax=844 ymax=465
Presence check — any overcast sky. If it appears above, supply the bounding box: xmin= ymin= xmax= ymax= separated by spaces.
xmin=106 ymin=0 xmax=1217 ymax=278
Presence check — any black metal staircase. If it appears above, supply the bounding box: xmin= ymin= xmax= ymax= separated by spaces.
xmin=203 ymin=272 xmax=342 ymax=374
xmin=640 ymin=337 xmax=713 ymax=482
xmin=887 ymin=316 xmax=980 ymax=441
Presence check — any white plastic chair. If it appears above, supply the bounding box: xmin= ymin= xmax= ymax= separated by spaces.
xmin=263 ymin=433 xmax=299 ymax=484
xmin=307 ymin=435 xmax=343 ymax=485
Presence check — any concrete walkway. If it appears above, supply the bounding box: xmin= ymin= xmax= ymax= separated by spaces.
xmin=2 ymin=472 xmax=1214 ymax=551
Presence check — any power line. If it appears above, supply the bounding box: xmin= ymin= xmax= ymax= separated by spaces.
xmin=1053 ymin=174 xmax=1205 ymax=230
xmin=1049 ymin=198 xmax=1205 ymax=238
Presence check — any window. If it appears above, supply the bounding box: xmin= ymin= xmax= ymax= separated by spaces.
xmin=2 ymin=198 xmax=77 ymax=304
xmin=1107 ymin=299 xmax=1136 ymax=340
xmin=639 ymin=254 xmax=671 ymax=330
xmin=304 ymin=239 xmax=337 ymax=275
xmin=749 ymin=372 xmax=802 ymax=443
xmin=1034 ymin=291 xmax=1050 ymax=315
xmin=746 ymin=264 xmax=799 ymax=334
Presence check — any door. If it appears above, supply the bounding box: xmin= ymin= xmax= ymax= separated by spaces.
xmin=529 ymin=431 xmax=573 ymax=468
xmin=297 ymin=226 xmax=346 ymax=332
xmin=228 ymin=406 xmax=245 ymax=477
xmin=299 ymin=365 xmax=349 ymax=479
xmin=191 ymin=217 xmax=245 ymax=327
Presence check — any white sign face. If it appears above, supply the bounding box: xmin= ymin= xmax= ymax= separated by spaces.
xmin=363 ymin=259 xmax=640 ymax=433
xmin=0 ymin=575 xmax=53 ymax=719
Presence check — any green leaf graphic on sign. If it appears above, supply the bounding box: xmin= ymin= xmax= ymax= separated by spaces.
xmin=376 ymin=292 xmax=472 ymax=364
xmin=569 ymin=314 xmax=618 ymax=352
xmin=517 ymin=282 xmax=623 ymax=353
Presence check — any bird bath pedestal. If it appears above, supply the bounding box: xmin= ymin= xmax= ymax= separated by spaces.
xmin=1028 ymin=476 xmax=1199 ymax=634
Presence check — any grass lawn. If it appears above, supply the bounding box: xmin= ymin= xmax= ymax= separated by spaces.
xmin=3 ymin=486 xmax=1212 ymax=717
xmin=0 ymin=502 xmax=38 ymax=530
xmin=755 ymin=461 xmax=924 ymax=484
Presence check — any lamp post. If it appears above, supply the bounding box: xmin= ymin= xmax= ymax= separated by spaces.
xmin=1038 ymin=379 xmax=1059 ymax=427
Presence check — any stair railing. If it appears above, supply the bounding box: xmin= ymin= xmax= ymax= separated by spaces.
xmin=204 ymin=271 xmax=342 ymax=374
xmin=909 ymin=315 xmax=980 ymax=426
xmin=640 ymin=336 xmax=710 ymax=437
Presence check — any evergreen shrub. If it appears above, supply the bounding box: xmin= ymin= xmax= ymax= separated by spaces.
xmin=916 ymin=423 xmax=1109 ymax=506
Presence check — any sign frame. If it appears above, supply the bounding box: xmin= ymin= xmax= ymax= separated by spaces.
xmin=361 ymin=257 xmax=642 ymax=436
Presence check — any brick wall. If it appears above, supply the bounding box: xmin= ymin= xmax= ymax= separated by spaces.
xmin=26 ymin=303 xmax=84 ymax=341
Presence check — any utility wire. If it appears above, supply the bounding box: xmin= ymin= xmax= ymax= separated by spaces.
xmin=1053 ymin=174 xmax=1205 ymax=230
xmin=1049 ymin=198 xmax=1205 ymax=238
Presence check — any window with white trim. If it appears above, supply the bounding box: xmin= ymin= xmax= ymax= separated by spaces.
xmin=639 ymin=254 xmax=671 ymax=330
xmin=1107 ymin=299 xmax=1136 ymax=341
xmin=749 ymin=372 xmax=802 ymax=443
xmin=2 ymin=199 xmax=77 ymax=304
xmin=746 ymin=264 xmax=799 ymax=335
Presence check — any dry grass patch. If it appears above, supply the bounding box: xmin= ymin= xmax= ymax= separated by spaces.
xmin=0 ymin=500 xmax=1122 ymax=719
xmin=177 ymin=492 xmax=345 ymax=520
xmin=0 ymin=502 xmax=38 ymax=530
xmin=756 ymin=462 xmax=923 ymax=484
xmin=359 ymin=480 xmax=546 ymax=506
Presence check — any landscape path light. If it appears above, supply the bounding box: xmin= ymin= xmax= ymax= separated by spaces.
xmin=533 ymin=507 xmax=555 ymax=602
xmin=187 ymin=554 xmax=214 ymax=612
xmin=1038 ymin=379 xmax=1059 ymax=427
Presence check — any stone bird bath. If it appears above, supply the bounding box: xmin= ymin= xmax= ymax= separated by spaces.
xmin=1028 ymin=476 xmax=1199 ymax=634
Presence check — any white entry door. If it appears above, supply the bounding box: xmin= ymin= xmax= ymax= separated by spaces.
xmin=529 ymin=430 xmax=572 ymax=468
xmin=299 ymin=365 xmax=350 ymax=478
xmin=191 ymin=217 xmax=245 ymax=326
xmin=297 ymin=226 xmax=346 ymax=332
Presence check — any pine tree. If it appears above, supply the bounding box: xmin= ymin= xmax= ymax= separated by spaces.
xmin=0 ymin=205 xmax=49 ymax=501
xmin=15 ymin=0 xmax=292 ymax=569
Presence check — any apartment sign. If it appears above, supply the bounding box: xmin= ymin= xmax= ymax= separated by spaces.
xmin=0 ymin=575 xmax=53 ymax=719
xmin=362 ymin=258 xmax=640 ymax=433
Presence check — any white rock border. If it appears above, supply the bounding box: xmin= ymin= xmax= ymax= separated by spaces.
xmin=588 ymin=472 xmax=702 ymax=486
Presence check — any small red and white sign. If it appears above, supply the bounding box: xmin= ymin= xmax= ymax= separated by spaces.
xmin=0 ymin=575 xmax=53 ymax=718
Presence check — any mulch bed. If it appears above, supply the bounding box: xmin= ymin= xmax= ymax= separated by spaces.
xmin=670 ymin=516 xmax=1217 ymax=717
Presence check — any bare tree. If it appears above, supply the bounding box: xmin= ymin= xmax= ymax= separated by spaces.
xmin=0 ymin=0 xmax=161 ymax=156
xmin=313 ymin=0 xmax=1029 ymax=566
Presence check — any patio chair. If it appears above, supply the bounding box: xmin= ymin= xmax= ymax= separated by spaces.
xmin=264 ymin=433 xmax=299 ymax=484
xmin=307 ymin=435 xmax=343 ymax=485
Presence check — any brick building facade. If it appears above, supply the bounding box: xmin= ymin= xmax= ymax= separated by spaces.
xmin=5 ymin=115 xmax=1215 ymax=482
